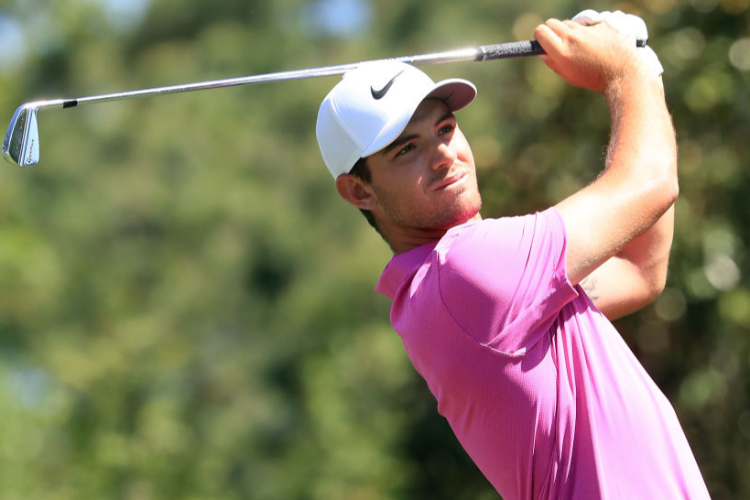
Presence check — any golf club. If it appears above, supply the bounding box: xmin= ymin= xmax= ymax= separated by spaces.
xmin=2 ymin=37 xmax=647 ymax=168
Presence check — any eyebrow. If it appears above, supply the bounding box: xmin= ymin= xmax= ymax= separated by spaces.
xmin=380 ymin=111 xmax=456 ymax=156
xmin=381 ymin=133 xmax=418 ymax=156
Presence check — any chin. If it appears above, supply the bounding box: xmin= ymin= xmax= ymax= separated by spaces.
xmin=439 ymin=198 xmax=482 ymax=230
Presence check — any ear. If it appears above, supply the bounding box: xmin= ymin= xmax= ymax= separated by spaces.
xmin=335 ymin=173 xmax=378 ymax=211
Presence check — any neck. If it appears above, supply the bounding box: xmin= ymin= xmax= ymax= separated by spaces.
xmin=384 ymin=212 xmax=483 ymax=254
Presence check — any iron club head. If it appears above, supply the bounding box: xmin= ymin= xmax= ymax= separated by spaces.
xmin=3 ymin=103 xmax=41 ymax=167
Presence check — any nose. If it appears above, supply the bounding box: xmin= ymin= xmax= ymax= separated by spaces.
xmin=430 ymin=137 xmax=457 ymax=171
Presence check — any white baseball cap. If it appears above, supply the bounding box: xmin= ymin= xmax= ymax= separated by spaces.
xmin=316 ymin=60 xmax=477 ymax=179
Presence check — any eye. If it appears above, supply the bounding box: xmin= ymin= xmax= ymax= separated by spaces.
xmin=396 ymin=144 xmax=415 ymax=157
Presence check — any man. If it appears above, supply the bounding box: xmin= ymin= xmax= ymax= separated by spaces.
xmin=316 ymin=10 xmax=711 ymax=500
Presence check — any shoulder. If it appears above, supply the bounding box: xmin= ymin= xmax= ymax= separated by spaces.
xmin=432 ymin=210 xmax=572 ymax=342
xmin=437 ymin=208 xmax=566 ymax=277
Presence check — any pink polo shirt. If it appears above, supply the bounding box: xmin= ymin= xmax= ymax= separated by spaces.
xmin=375 ymin=208 xmax=710 ymax=499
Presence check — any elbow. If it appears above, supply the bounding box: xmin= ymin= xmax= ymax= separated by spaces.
xmin=663 ymin=171 xmax=679 ymax=207
xmin=660 ymin=150 xmax=679 ymax=207
xmin=642 ymin=156 xmax=679 ymax=212
xmin=635 ymin=175 xmax=677 ymax=218
xmin=648 ymin=269 xmax=669 ymax=302
xmin=642 ymin=249 xmax=672 ymax=305
xmin=629 ymin=266 xmax=669 ymax=315
xmin=654 ymin=150 xmax=679 ymax=206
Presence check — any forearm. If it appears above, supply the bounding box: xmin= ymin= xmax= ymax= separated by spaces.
xmin=603 ymin=74 xmax=678 ymax=215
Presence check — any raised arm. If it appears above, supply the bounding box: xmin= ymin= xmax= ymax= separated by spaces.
xmin=535 ymin=18 xmax=678 ymax=319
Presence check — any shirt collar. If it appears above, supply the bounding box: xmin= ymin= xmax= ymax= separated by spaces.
xmin=375 ymin=240 xmax=438 ymax=299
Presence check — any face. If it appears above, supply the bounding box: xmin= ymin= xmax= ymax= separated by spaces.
xmin=365 ymin=99 xmax=482 ymax=237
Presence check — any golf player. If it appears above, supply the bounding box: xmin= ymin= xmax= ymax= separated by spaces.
xmin=316 ymin=10 xmax=711 ymax=499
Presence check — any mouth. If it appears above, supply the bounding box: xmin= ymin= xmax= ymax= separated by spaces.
xmin=433 ymin=170 xmax=468 ymax=191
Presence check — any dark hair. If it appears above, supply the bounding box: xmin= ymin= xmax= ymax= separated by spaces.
xmin=349 ymin=157 xmax=382 ymax=236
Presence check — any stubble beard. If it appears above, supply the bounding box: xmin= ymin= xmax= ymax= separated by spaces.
xmin=375 ymin=181 xmax=482 ymax=232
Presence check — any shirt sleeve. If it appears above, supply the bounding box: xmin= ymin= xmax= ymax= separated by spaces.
xmin=435 ymin=207 xmax=579 ymax=354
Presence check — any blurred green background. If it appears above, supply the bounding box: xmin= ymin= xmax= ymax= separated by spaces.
xmin=0 ymin=0 xmax=748 ymax=498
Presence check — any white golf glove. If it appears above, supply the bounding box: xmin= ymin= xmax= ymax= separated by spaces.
xmin=572 ymin=9 xmax=663 ymax=77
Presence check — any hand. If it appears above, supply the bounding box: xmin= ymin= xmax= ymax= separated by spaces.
xmin=572 ymin=10 xmax=664 ymax=77
xmin=534 ymin=19 xmax=644 ymax=93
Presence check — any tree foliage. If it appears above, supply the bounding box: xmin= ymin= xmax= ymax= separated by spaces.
xmin=0 ymin=0 xmax=749 ymax=498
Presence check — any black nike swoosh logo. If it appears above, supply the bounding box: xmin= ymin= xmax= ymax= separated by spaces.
xmin=371 ymin=70 xmax=405 ymax=100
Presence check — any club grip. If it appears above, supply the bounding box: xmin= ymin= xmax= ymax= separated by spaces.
xmin=476 ymin=37 xmax=648 ymax=62
xmin=476 ymin=40 xmax=545 ymax=61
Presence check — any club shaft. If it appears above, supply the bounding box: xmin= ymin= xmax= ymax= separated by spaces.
xmin=4 ymin=36 xmax=651 ymax=167
xmin=31 ymin=41 xmax=542 ymax=111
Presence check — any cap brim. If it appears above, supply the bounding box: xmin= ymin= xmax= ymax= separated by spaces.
xmin=361 ymin=78 xmax=477 ymax=158
xmin=426 ymin=79 xmax=477 ymax=113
